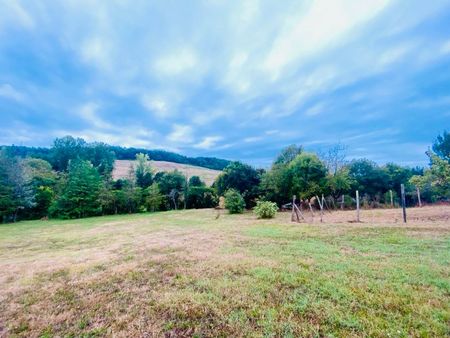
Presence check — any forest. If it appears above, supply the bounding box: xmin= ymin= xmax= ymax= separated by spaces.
xmin=1 ymin=131 xmax=449 ymax=223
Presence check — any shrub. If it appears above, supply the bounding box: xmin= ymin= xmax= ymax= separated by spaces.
xmin=253 ymin=201 xmax=278 ymax=219
xmin=224 ymin=189 xmax=245 ymax=214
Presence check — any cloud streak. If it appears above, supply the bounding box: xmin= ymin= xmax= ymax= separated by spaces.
xmin=1 ymin=0 xmax=449 ymax=166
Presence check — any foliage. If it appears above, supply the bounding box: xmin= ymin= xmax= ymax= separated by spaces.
xmin=134 ymin=153 xmax=153 ymax=188
xmin=347 ymin=159 xmax=389 ymax=198
xmin=50 ymin=159 xmax=102 ymax=219
xmin=326 ymin=168 xmax=352 ymax=199
xmin=273 ymin=144 xmax=303 ymax=165
xmin=188 ymin=175 xmax=203 ymax=187
xmin=186 ymin=186 xmax=218 ymax=209
xmin=432 ymin=130 xmax=450 ymax=162
xmin=155 ymin=170 xmax=186 ymax=209
xmin=253 ymin=200 xmax=278 ymax=219
xmin=224 ymin=189 xmax=245 ymax=214
xmin=289 ymin=153 xmax=328 ymax=200
xmin=145 ymin=183 xmax=165 ymax=212
xmin=215 ymin=161 xmax=260 ymax=208
xmin=51 ymin=136 xmax=87 ymax=171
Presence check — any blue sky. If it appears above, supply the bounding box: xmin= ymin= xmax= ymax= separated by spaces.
xmin=1 ymin=0 xmax=450 ymax=167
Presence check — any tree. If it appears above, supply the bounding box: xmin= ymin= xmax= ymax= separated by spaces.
xmin=214 ymin=161 xmax=260 ymax=208
xmin=427 ymin=152 xmax=450 ymax=199
xmin=0 ymin=149 xmax=15 ymax=222
xmin=135 ymin=153 xmax=153 ymax=188
xmin=319 ymin=143 xmax=348 ymax=175
xmin=224 ymin=189 xmax=245 ymax=214
xmin=347 ymin=159 xmax=389 ymax=198
xmin=288 ymin=153 xmax=327 ymax=200
xmin=144 ymin=183 xmax=164 ymax=212
xmin=155 ymin=170 xmax=186 ymax=209
xmin=326 ymin=168 xmax=352 ymax=199
xmin=51 ymin=159 xmax=102 ymax=218
xmin=188 ymin=175 xmax=204 ymax=187
xmin=51 ymin=136 xmax=87 ymax=171
xmin=274 ymin=144 xmax=303 ymax=165
xmin=186 ymin=186 xmax=218 ymax=209
xmin=85 ymin=142 xmax=115 ymax=176
xmin=260 ymin=163 xmax=292 ymax=206
xmin=22 ymin=158 xmax=57 ymax=218
xmin=432 ymin=130 xmax=450 ymax=163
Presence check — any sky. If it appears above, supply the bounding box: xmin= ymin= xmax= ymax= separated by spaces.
xmin=1 ymin=0 xmax=450 ymax=167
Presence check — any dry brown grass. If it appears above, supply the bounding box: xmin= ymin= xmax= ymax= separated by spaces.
xmin=112 ymin=160 xmax=221 ymax=186
xmin=0 ymin=206 xmax=449 ymax=337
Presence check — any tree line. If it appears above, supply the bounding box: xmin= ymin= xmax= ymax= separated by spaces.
xmin=2 ymin=141 xmax=230 ymax=171
xmin=1 ymin=132 xmax=449 ymax=222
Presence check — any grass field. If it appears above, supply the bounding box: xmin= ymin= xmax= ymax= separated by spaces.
xmin=0 ymin=206 xmax=449 ymax=337
xmin=112 ymin=160 xmax=222 ymax=186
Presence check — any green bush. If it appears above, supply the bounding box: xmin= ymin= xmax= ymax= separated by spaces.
xmin=253 ymin=201 xmax=278 ymax=219
xmin=224 ymin=189 xmax=245 ymax=214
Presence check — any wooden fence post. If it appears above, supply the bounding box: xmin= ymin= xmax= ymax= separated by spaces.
xmin=341 ymin=194 xmax=344 ymax=210
xmin=416 ymin=186 xmax=422 ymax=207
xmin=316 ymin=195 xmax=324 ymax=222
xmin=390 ymin=190 xmax=393 ymax=208
xmin=356 ymin=190 xmax=360 ymax=222
xmin=401 ymin=184 xmax=407 ymax=223
xmin=291 ymin=195 xmax=297 ymax=222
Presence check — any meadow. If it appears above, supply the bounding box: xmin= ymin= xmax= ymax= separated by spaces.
xmin=0 ymin=206 xmax=449 ymax=337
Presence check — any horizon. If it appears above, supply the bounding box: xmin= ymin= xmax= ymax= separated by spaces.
xmin=1 ymin=1 xmax=450 ymax=167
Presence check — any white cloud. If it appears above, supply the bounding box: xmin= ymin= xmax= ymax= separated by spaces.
xmin=263 ymin=0 xmax=390 ymax=78
xmin=80 ymin=37 xmax=112 ymax=70
xmin=77 ymin=102 xmax=112 ymax=129
xmin=154 ymin=49 xmax=198 ymax=77
xmin=167 ymin=124 xmax=194 ymax=143
xmin=304 ymin=103 xmax=324 ymax=117
xmin=141 ymin=95 xmax=169 ymax=118
xmin=194 ymin=136 xmax=223 ymax=149
xmin=244 ymin=136 xmax=263 ymax=143
xmin=0 ymin=84 xmax=26 ymax=102
xmin=1 ymin=2 xmax=35 ymax=31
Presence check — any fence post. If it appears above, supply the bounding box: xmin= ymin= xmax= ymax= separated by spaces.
xmin=416 ymin=186 xmax=422 ymax=207
xmin=401 ymin=184 xmax=407 ymax=223
xmin=389 ymin=189 xmax=393 ymax=208
xmin=341 ymin=194 xmax=344 ymax=210
xmin=356 ymin=190 xmax=360 ymax=222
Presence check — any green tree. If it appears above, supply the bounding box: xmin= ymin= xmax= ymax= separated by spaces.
xmin=432 ymin=130 xmax=450 ymax=163
xmin=51 ymin=136 xmax=87 ymax=171
xmin=288 ymin=153 xmax=327 ymax=200
xmin=135 ymin=153 xmax=153 ymax=188
xmin=154 ymin=170 xmax=187 ymax=209
xmin=51 ymin=159 xmax=102 ymax=218
xmin=186 ymin=186 xmax=218 ymax=209
xmin=260 ymin=163 xmax=292 ymax=206
xmin=347 ymin=159 xmax=389 ymax=198
xmin=145 ymin=183 xmax=164 ymax=212
xmin=274 ymin=144 xmax=303 ymax=165
xmin=0 ymin=149 xmax=15 ymax=222
xmin=85 ymin=142 xmax=115 ymax=176
xmin=326 ymin=168 xmax=352 ymax=199
xmin=224 ymin=189 xmax=245 ymax=214
xmin=188 ymin=175 xmax=204 ymax=187
xmin=214 ymin=161 xmax=260 ymax=208
xmin=22 ymin=158 xmax=57 ymax=218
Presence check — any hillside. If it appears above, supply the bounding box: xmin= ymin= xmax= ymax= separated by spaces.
xmin=2 ymin=144 xmax=231 ymax=171
xmin=112 ymin=159 xmax=222 ymax=186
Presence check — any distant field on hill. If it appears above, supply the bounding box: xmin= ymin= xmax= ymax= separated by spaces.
xmin=112 ymin=160 xmax=222 ymax=186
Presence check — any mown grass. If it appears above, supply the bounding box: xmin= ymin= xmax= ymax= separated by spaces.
xmin=0 ymin=208 xmax=449 ymax=337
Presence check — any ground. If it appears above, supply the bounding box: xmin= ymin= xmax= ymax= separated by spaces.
xmin=112 ymin=160 xmax=221 ymax=186
xmin=0 ymin=206 xmax=449 ymax=337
